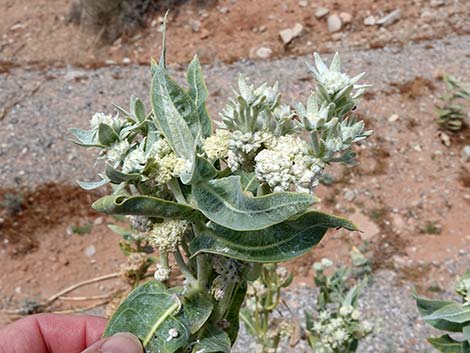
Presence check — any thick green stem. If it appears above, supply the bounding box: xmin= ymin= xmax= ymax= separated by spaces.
xmin=196 ymin=254 xmax=210 ymax=289
xmin=174 ymin=247 xmax=197 ymax=286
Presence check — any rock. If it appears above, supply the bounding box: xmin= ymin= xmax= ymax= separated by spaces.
xmin=350 ymin=212 xmax=381 ymax=241
xmin=255 ymin=47 xmax=273 ymax=59
xmin=218 ymin=6 xmax=229 ymax=14
xmin=327 ymin=14 xmax=342 ymax=33
xmin=430 ymin=0 xmax=445 ymax=7
xmin=279 ymin=23 xmax=304 ymax=45
xmin=190 ymin=19 xmax=201 ymax=33
xmin=298 ymin=0 xmax=308 ymax=7
xmin=122 ymin=57 xmax=131 ymax=65
xmin=339 ymin=12 xmax=353 ymax=25
xmin=64 ymin=69 xmax=87 ymax=81
xmin=363 ymin=15 xmax=376 ymax=26
xmin=85 ymin=245 xmax=96 ymax=257
xmin=461 ymin=145 xmax=470 ymax=162
xmin=314 ymin=7 xmax=330 ymax=19
xmin=438 ymin=131 xmax=451 ymax=147
xmin=376 ymin=9 xmax=401 ymax=27
xmin=343 ymin=188 xmax=356 ymax=202
xmin=391 ymin=213 xmax=406 ymax=233
xmin=388 ymin=114 xmax=399 ymax=122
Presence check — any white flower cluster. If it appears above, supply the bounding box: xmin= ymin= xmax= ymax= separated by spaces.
xmin=148 ymin=219 xmax=189 ymax=253
xmin=150 ymin=139 xmax=191 ymax=185
xmin=202 ymin=129 xmax=231 ymax=161
xmin=254 ymin=135 xmax=324 ymax=193
xmin=227 ymin=130 xmax=273 ymax=171
xmin=107 ymin=140 xmax=131 ymax=164
xmin=211 ymin=257 xmax=240 ymax=300
xmin=456 ymin=275 xmax=470 ymax=303
xmin=310 ymin=306 xmax=371 ymax=353
xmin=122 ymin=147 xmax=146 ymax=174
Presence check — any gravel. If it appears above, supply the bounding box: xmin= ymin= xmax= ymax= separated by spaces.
xmin=1 ymin=34 xmax=469 ymax=188
xmin=232 ymin=251 xmax=470 ymax=353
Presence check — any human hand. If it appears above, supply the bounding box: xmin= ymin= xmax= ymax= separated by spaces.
xmin=0 ymin=313 xmax=143 ymax=353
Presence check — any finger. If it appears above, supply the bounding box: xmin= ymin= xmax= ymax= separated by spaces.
xmin=81 ymin=332 xmax=143 ymax=353
xmin=0 ymin=313 xmax=107 ymax=353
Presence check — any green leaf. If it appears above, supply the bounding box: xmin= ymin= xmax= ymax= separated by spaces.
xmin=192 ymin=324 xmax=231 ymax=353
xmin=131 ymin=96 xmax=146 ymax=122
xmin=69 ymin=128 xmax=102 ymax=147
xmin=105 ymin=164 xmax=141 ymax=184
xmin=152 ymin=64 xmax=203 ymax=141
xmin=428 ymin=335 xmax=466 ymax=353
xmin=192 ymin=176 xmax=315 ymax=231
xmin=77 ymin=178 xmax=109 ymax=190
xmin=464 ymin=325 xmax=470 ymax=344
xmin=190 ymin=210 xmax=356 ymax=263
xmin=188 ymin=156 xmax=218 ymax=184
xmin=92 ymin=195 xmax=202 ymax=222
xmin=235 ymin=171 xmax=259 ymax=193
xmin=98 ymin=123 xmax=119 ymax=146
xmin=151 ymin=64 xmax=196 ymax=175
xmin=424 ymin=303 xmax=470 ymax=324
xmin=187 ymin=56 xmax=212 ymax=138
xmin=104 ymin=281 xmax=189 ymax=353
xmin=105 ymin=283 xmax=213 ymax=353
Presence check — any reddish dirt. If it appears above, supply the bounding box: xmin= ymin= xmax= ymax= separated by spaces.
xmin=1 ymin=0 xmax=469 ymax=67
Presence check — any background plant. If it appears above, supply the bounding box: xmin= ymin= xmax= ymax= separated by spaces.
xmin=415 ymin=270 xmax=470 ymax=352
xmin=71 ymin=20 xmax=371 ymax=352
xmin=436 ymin=75 xmax=470 ymax=132
xmin=305 ymin=256 xmax=372 ymax=353
xmin=240 ymin=264 xmax=295 ymax=353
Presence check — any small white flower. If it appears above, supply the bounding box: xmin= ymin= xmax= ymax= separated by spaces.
xmin=167 ymin=328 xmax=179 ymax=341
xmin=339 ymin=305 xmax=353 ymax=317
xmin=122 ymin=148 xmax=147 ymax=174
xmin=351 ymin=309 xmax=361 ymax=321
xmin=313 ymin=262 xmax=323 ymax=271
xmin=106 ymin=140 xmax=130 ymax=163
xmin=154 ymin=265 xmax=171 ymax=282
xmin=90 ymin=112 xmax=114 ymax=130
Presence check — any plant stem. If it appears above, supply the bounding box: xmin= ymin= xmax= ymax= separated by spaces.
xmin=174 ymin=247 xmax=197 ymax=286
xmin=196 ymin=254 xmax=210 ymax=289
xmin=168 ymin=178 xmax=187 ymax=204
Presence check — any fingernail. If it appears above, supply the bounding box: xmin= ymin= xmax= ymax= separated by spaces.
xmin=100 ymin=333 xmax=143 ymax=353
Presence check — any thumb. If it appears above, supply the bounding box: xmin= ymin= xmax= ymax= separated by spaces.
xmin=81 ymin=333 xmax=143 ymax=353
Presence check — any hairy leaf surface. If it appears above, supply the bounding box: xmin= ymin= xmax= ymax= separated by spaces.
xmin=104 ymin=282 xmax=213 ymax=353
xmin=187 ymin=56 xmax=212 ymax=138
xmin=92 ymin=195 xmax=202 ymax=222
xmin=192 ymin=176 xmax=314 ymax=231
xmin=190 ymin=210 xmax=355 ymax=262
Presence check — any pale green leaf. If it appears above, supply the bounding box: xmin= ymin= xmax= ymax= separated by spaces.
xmin=192 ymin=176 xmax=315 ymax=231
xmin=424 ymin=304 xmax=470 ymax=324
xmin=77 ymin=178 xmax=109 ymax=190
xmin=187 ymin=55 xmax=212 ymax=138
xmin=151 ymin=64 xmax=195 ymax=171
xmin=98 ymin=123 xmax=119 ymax=145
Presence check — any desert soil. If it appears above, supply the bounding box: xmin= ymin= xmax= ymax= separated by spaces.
xmin=0 ymin=1 xmax=470 ymax=352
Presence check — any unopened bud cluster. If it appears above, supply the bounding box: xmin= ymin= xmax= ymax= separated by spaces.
xmin=202 ymin=53 xmax=372 ymax=195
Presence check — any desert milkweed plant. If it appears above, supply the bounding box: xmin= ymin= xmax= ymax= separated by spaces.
xmin=71 ymin=21 xmax=372 ymax=353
